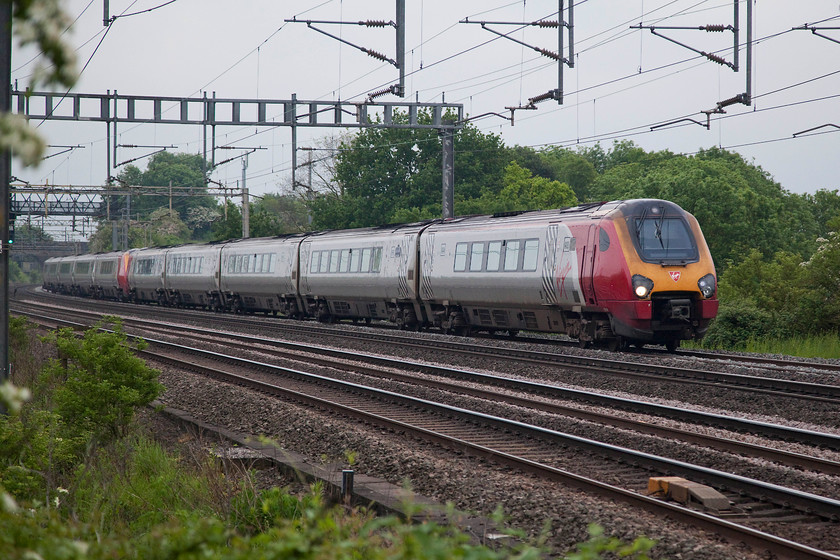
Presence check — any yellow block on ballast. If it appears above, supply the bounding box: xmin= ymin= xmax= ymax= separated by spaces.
xmin=648 ymin=476 xmax=730 ymax=511
xmin=647 ymin=476 xmax=685 ymax=497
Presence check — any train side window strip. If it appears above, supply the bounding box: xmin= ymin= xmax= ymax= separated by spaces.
xmin=372 ymin=247 xmax=382 ymax=273
xmin=504 ymin=240 xmax=521 ymax=271
xmin=454 ymin=242 xmax=468 ymax=272
xmin=522 ymin=239 xmax=539 ymax=271
xmin=350 ymin=249 xmax=361 ymax=272
xmin=487 ymin=241 xmax=502 ymax=271
xmin=469 ymin=242 xmax=485 ymax=272
xmin=361 ymin=248 xmax=372 ymax=272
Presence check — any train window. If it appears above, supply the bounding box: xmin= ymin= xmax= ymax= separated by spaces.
xmin=440 ymin=242 xmax=446 ymax=256
xmin=469 ymin=242 xmax=485 ymax=272
xmin=523 ymin=239 xmax=539 ymax=271
xmin=599 ymin=228 xmax=610 ymax=252
xmin=269 ymin=254 xmax=277 ymax=273
xmin=76 ymin=262 xmax=90 ymax=274
xmin=350 ymin=249 xmax=361 ymax=272
xmin=99 ymin=261 xmax=115 ymax=275
xmin=329 ymin=250 xmax=340 ymax=273
xmin=360 ymin=248 xmax=371 ymax=272
xmin=310 ymin=252 xmax=320 ymax=273
xmin=136 ymin=259 xmax=154 ymax=275
xmin=371 ymin=247 xmax=383 ymax=272
xmin=487 ymin=241 xmax=502 ymax=271
xmin=319 ymin=251 xmax=330 ymax=273
xmin=454 ymin=243 xmax=468 ymax=272
xmin=340 ymin=249 xmax=351 ymax=272
xmin=60 ymin=262 xmax=71 ymax=273
xmin=504 ymin=240 xmax=521 ymax=271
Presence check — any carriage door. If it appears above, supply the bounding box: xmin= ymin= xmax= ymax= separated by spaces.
xmin=579 ymin=225 xmax=598 ymax=305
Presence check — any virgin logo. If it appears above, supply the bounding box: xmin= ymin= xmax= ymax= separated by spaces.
xmin=669 ymin=271 xmax=681 ymax=282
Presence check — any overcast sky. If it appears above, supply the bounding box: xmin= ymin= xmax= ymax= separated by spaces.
xmin=11 ymin=1 xmax=840 ymax=207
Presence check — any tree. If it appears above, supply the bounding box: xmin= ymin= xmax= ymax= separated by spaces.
xmin=111 ymin=152 xmax=218 ymax=229
xmin=212 ymin=200 xmax=242 ymax=241
xmin=463 ymin=161 xmax=577 ymax=214
xmin=311 ymin=112 xmax=508 ymax=229
xmin=43 ymin=321 xmax=163 ymax=442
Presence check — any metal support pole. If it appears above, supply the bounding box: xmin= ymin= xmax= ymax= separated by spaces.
xmin=0 ymin=1 xmax=10 ymax=390
xmin=241 ymin=154 xmax=249 ymax=238
xmin=396 ymin=0 xmax=405 ymax=97
xmin=559 ymin=0 xmax=564 ymax=105
xmin=745 ymin=0 xmax=752 ymax=103
xmin=440 ymin=121 xmax=454 ymax=220
xmin=290 ymin=93 xmax=297 ymax=190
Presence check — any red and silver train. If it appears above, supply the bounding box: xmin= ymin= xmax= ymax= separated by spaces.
xmin=43 ymin=199 xmax=718 ymax=350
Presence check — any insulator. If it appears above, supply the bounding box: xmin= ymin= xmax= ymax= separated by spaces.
xmin=703 ymin=52 xmax=728 ymax=66
xmin=538 ymin=48 xmax=561 ymax=61
xmin=536 ymin=20 xmax=560 ymax=28
xmin=364 ymin=48 xmax=389 ymax=62
xmin=529 ymin=91 xmax=557 ymax=104
xmin=703 ymin=24 xmax=727 ymax=32
xmin=367 ymin=86 xmax=395 ymax=100
xmin=363 ymin=20 xmax=389 ymax=27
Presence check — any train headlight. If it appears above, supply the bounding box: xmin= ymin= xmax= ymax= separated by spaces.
xmin=698 ymin=274 xmax=716 ymax=298
xmin=632 ymin=274 xmax=654 ymax=298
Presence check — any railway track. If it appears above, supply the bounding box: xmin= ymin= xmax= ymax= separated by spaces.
xmin=18 ymin=303 xmax=840 ymax=462
xmin=16 ymin=290 xmax=840 ymax=404
xmin=14 ymin=299 xmax=840 ymax=559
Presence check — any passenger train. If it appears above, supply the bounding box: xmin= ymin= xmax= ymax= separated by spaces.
xmin=43 ymin=199 xmax=719 ymax=351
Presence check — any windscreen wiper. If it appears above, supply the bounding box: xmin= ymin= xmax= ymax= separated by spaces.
xmin=654 ymin=205 xmax=665 ymax=249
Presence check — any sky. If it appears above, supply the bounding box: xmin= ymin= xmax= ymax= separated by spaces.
xmin=10 ymin=0 xmax=840 ymax=236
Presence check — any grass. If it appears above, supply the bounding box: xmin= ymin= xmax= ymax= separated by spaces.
xmin=743 ymin=333 xmax=840 ymax=359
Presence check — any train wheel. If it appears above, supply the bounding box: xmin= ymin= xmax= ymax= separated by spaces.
xmin=666 ymin=339 xmax=680 ymax=353
xmin=508 ymin=330 xmax=519 ymax=339
xmin=578 ymin=338 xmax=591 ymax=349
xmin=607 ymin=337 xmax=625 ymax=352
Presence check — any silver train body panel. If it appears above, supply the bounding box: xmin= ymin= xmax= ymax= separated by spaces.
xmin=219 ymin=236 xmax=303 ymax=313
xmin=162 ymin=244 xmax=224 ymax=307
xmin=419 ymin=211 xmax=587 ymax=333
xmin=298 ymin=224 xmax=426 ymax=321
xmin=128 ymin=247 xmax=168 ymax=303
xmin=91 ymin=251 xmax=124 ymax=299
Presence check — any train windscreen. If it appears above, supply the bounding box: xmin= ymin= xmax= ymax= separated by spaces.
xmin=629 ymin=206 xmax=698 ymax=263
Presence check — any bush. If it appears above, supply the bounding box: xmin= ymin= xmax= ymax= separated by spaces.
xmin=701 ymin=300 xmax=780 ymax=350
xmin=41 ymin=320 xmax=164 ymax=442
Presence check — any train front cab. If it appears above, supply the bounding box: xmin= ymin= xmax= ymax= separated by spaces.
xmin=597 ymin=200 xmax=718 ymax=350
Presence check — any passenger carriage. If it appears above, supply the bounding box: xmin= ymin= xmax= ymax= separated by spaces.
xmin=162 ymin=243 xmax=225 ymax=309
xmin=219 ymin=236 xmax=305 ymax=315
xmin=298 ymin=223 xmax=428 ymax=326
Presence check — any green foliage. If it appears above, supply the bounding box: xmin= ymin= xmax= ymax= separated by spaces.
xmin=41 ymin=321 xmax=163 ymax=442
xmin=230 ymin=483 xmax=324 ymax=535
xmin=311 ymin=112 xmax=508 ymax=229
xmin=0 ymin=407 xmax=85 ymax=501
xmin=563 ymin=524 xmax=655 ymax=559
xmin=701 ymin=300 xmax=778 ymax=350
xmin=212 ymin=199 xmax=243 ymax=240
xmin=70 ymin=436 xmax=220 ymax=535
xmin=495 ymin=161 xmax=578 ymax=212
